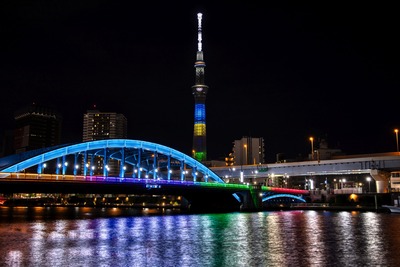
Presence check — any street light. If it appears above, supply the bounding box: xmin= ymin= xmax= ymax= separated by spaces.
xmin=395 ymin=129 xmax=399 ymax=153
xmin=309 ymin=137 xmax=314 ymax=160
xmin=339 ymin=178 xmax=346 ymax=189
xmin=366 ymin=177 xmax=371 ymax=193
xmin=244 ymin=144 xmax=248 ymax=165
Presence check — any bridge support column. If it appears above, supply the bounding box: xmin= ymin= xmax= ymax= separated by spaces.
xmin=370 ymin=169 xmax=390 ymax=193
xmin=239 ymin=185 xmax=263 ymax=211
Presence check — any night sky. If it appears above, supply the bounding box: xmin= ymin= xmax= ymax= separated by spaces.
xmin=0 ymin=2 xmax=399 ymax=162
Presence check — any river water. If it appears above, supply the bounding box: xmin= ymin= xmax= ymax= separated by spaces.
xmin=0 ymin=206 xmax=399 ymax=267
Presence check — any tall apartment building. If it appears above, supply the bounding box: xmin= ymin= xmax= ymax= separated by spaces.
xmin=233 ymin=136 xmax=265 ymax=165
xmin=82 ymin=108 xmax=127 ymax=175
xmin=13 ymin=103 xmax=62 ymax=154
xmin=83 ymin=109 xmax=127 ymax=142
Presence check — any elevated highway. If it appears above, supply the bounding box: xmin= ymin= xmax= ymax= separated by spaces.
xmin=211 ymin=153 xmax=400 ymax=193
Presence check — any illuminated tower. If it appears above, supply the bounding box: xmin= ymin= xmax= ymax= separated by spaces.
xmin=192 ymin=13 xmax=208 ymax=162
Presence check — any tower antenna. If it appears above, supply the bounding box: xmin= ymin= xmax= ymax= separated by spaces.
xmin=197 ymin=13 xmax=202 ymax=52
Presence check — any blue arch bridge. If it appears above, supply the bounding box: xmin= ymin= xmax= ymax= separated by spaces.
xmin=0 ymin=139 xmax=308 ymax=212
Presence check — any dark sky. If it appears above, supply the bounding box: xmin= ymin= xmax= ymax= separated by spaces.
xmin=0 ymin=1 xmax=399 ymax=162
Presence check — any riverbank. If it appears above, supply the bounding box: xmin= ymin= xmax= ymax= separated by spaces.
xmin=0 ymin=193 xmax=397 ymax=213
xmin=291 ymin=205 xmax=390 ymax=213
xmin=258 ymin=203 xmax=390 ymax=213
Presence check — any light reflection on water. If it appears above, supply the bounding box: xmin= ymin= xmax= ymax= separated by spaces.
xmin=1 ymin=207 xmax=400 ymax=267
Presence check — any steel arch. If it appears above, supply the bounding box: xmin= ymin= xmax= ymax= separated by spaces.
xmin=0 ymin=139 xmax=225 ymax=183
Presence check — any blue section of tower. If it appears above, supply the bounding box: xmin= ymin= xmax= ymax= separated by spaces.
xmin=194 ymin=104 xmax=206 ymax=123
xmin=192 ymin=13 xmax=208 ymax=162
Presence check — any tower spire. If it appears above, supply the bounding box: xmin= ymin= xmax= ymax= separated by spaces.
xmin=197 ymin=13 xmax=202 ymax=52
xmin=192 ymin=12 xmax=208 ymax=162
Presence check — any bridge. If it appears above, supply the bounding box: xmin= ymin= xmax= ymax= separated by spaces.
xmin=211 ymin=152 xmax=400 ymax=193
xmin=0 ymin=139 xmax=308 ymax=212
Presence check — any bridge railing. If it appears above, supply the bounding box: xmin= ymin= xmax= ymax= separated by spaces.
xmin=0 ymin=172 xmax=248 ymax=188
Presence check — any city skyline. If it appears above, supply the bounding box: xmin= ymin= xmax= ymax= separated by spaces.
xmin=0 ymin=2 xmax=399 ymax=162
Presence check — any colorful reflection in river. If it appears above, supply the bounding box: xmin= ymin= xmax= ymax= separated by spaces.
xmin=0 ymin=207 xmax=399 ymax=266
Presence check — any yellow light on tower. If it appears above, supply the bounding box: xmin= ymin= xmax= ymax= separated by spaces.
xmin=309 ymin=137 xmax=314 ymax=160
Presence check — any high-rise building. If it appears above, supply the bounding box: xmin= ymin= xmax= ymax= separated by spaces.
xmin=233 ymin=136 xmax=265 ymax=165
xmin=82 ymin=108 xmax=127 ymax=175
xmin=83 ymin=108 xmax=127 ymax=142
xmin=13 ymin=103 xmax=62 ymax=154
xmin=192 ymin=13 xmax=208 ymax=162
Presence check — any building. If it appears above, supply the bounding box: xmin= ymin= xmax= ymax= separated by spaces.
xmin=233 ymin=136 xmax=265 ymax=165
xmin=312 ymin=138 xmax=344 ymax=161
xmin=82 ymin=108 xmax=127 ymax=175
xmin=83 ymin=108 xmax=127 ymax=142
xmin=225 ymin=152 xmax=234 ymax=166
xmin=13 ymin=103 xmax=62 ymax=154
xmin=191 ymin=13 xmax=209 ymax=162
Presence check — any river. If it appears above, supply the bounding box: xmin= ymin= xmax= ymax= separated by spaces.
xmin=0 ymin=206 xmax=399 ymax=266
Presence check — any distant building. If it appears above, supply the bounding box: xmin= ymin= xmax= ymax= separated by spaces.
xmin=233 ymin=136 xmax=265 ymax=165
xmin=13 ymin=103 xmax=62 ymax=154
xmin=83 ymin=109 xmax=127 ymax=142
xmin=312 ymin=138 xmax=344 ymax=161
xmin=225 ymin=152 xmax=234 ymax=166
xmin=82 ymin=108 xmax=127 ymax=175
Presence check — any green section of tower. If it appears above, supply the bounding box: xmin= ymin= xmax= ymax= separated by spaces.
xmin=194 ymin=151 xmax=206 ymax=162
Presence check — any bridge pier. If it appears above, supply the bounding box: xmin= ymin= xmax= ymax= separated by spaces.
xmin=370 ymin=169 xmax=390 ymax=193
xmin=238 ymin=185 xmax=263 ymax=212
